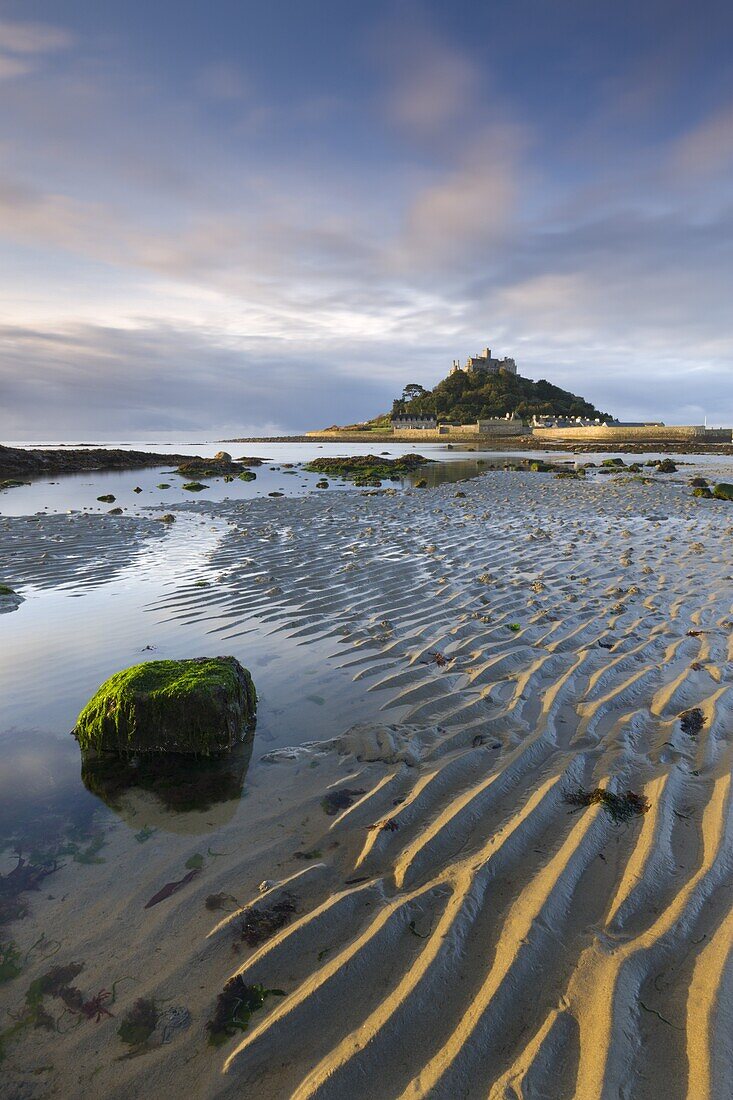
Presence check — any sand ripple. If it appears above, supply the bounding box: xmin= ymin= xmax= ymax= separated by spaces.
xmin=4 ymin=472 xmax=732 ymax=1098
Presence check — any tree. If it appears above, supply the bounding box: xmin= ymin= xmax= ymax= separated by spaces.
xmin=402 ymin=383 xmax=428 ymax=402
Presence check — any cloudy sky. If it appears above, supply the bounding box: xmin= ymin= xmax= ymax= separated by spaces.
xmin=1 ymin=0 xmax=733 ymax=437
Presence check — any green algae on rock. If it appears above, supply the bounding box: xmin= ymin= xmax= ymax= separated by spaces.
xmin=712 ymin=482 xmax=733 ymax=500
xmin=72 ymin=657 xmax=256 ymax=755
xmin=182 ymin=481 xmax=208 ymax=492
xmin=304 ymin=454 xmax=430 ymax=482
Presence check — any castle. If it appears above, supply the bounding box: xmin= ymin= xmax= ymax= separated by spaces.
xmin=449 ymin=346 xmax=517 ymax=377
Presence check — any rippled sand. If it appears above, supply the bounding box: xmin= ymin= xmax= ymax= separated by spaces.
xmin=2 ymin=468 xmax=732 ymax=1098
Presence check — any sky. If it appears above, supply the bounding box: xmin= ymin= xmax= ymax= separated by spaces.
xmin=1 ymin=0 xmax=733 ymax=437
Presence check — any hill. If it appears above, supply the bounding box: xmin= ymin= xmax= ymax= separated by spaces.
xmin=391 ymin=369 xmax=612 ymax=423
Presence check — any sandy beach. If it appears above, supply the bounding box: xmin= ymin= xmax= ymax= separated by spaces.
xmin=1 ymin=463 xmax=732 ymax=1098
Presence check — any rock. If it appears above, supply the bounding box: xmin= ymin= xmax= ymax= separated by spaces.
xmin=693 ymin=487 xmax=713 ymax=499
xmin=713 ymin=483 xmax=733 ymax=501
xmin=690 ymin=477 xmax=709 ymax=488
xmin=108 ymin=507 xmax=123 ymax=514
xmin=72 ymin=656 xmax=256 ymax=755
xmin=157 ymin=513 xmax=176 ymax=523
xmin=0 ymin=479 xmax=29 ymax=491
xmin=97 ymin=494 xmax=116 ymax=503
xmin=414 ymin=479 xmax=428 ymax=488
xmin=0 ymin=584 xmax=23 ymax=614
xmin=214 ymin=451 xmax=232 ymax=463
xmin=655 ymin=459 xmax=677 ymax=473
xmin=133 ymin=486 xmax=143 ymax=493
xmin=182 ymin=481 xmax=208 ymax=492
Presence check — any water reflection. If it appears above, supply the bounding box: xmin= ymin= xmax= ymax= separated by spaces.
xmin=79 ymin=740 xmax=253 ymax=829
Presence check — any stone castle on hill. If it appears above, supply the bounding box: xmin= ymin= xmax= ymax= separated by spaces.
xmin=449 ymin=346 xmax=517 ymax=377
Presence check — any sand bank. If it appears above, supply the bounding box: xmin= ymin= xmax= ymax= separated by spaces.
xmin=2 ymin=467 xmax=732 ymax=1098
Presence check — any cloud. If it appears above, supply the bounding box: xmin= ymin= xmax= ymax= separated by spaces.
xmin=0 ymin=17 xmax=72 ymax=82
xmin=0 ymin=19 xmax=73 ymax=54
xmin=196 ymin=63 xmax=251 ymax=102
xmin=669 ymin=102 xmax=733 ymax=179
xmin=0 ymin=322 xmax=400 ymax=437
xmin=382 ymin=27 xmax=480 ymax=139
xmin=399 ymin=125 xmax=523 ymax=266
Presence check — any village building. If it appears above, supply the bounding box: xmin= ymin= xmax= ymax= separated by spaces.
xmin=390 ymin=414 xmax=437 ymax=430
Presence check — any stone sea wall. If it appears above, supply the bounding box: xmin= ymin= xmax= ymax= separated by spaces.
xmin=532 ymin=425 xmax=731 ymax=444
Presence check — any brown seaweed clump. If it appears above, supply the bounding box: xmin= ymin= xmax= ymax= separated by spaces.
xmin=321 ymin=788 xmax=365 ymax=815
xmin=117 ymin=998 xmax=159 ymax=1051
xmin=564 ymin=786 xmax=650 ymax=823
xmin=679 ymin=708 xmax=705 ymax=737
xmin=238 ymin=898 xmax=297 ymax=948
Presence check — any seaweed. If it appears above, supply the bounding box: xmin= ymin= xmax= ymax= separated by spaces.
xmin=679 ymin=708 xmax=705 ymax=737
xmin=564 ymin=786 xmax=650 ymax=823
xmin=206 ymin=978 xmax=285 ymax=1046
xmin=304 ymin=454 xmax=430 ymax=482
xmin=237 ymin=898 xmax=296 ymax=947
xmin=144 ymin=868 xmax=199 ymax=909
xmin=425 ymin=650 xmax=449 ymax=667
xmin=205 ymin=892 xmax=239 ymax=912
xmin=0 ymin=857 xmax=60 ymax=929
xmin=0 ymin=941 xmax=23 ymax=984
xmin=321 ymin=788 xmax=365 ymax=815
xmin=117 ymin=997 xmax=158 ymax=1050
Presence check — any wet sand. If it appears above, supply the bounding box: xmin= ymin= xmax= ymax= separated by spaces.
xmin=1 ymin=466 xmax=732 ymax=1098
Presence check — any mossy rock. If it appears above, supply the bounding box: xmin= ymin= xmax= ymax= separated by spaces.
xmin=72 ymin=657 xmax=256 ymax=755
xmin=690 ymin=477 xmax=708 ymax=488
xmin=0 ymin=583 xmax=23 ymax=613
xmin=0 ymin=479 xmax=29 ymax=491
xmin=654 ymin=459 xmax=677 ymax=473
xmin=157 ymin=482 xmax=171 ymax=489
xmin=304 ymin=454 xmax=429 ymax=481
xmin=238 ymin=471 xmax=256 ymax=482
xmin=601 ymin=458 xmax=625 ymax=468
xmin=712 ymin=483 xmax=733 ymax=501
xmin=182 ymin=481 xmax=208 ymax=492
xmin=693 ymin=487 xmax=713 ymax=499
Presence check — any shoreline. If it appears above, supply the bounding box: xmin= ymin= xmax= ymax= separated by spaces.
xmin=223 ymin=433 xmax=733 ymax=455
xmin=0 ymin=444 xmax=200 ymax=479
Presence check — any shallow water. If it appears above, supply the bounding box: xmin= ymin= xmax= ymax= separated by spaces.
xmin=0 ymin=442 xmax=729 ymax=901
